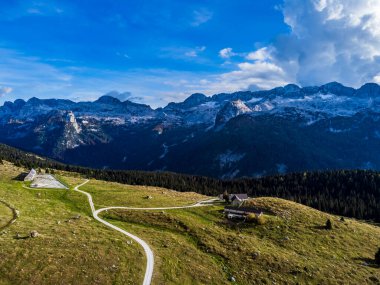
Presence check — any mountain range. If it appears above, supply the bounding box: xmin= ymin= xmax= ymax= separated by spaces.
xmin=2 ymin=81 xmax=380 ymax=178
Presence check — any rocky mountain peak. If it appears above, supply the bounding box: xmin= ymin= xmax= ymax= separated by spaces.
xmin=95 ymin=95 xmax=122 ymax=104
xmin=320 ymin=82 xmax=355 ymax=96
xmin=284 ymin=84 xmax=301 ymax=93
xmin=183 ymin=93 xmax=207 ymax=105
xmin=215 ymin=100 xmax=251 ymax=126
xmin=356 ymin=83 xmax=380 ymax=97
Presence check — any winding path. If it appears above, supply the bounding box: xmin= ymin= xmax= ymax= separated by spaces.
xmin=73 ymin=180 xmax=216 ymax=285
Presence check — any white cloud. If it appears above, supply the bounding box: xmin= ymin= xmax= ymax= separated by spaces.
xmin=278 ymin=0 xmax=380 ymax=87
xmin=219 ymin=48 xmax=236 ymax=59
xmin=212 ymin=0 xmax=380 ymax=92
xmin=185 ymin=46 xmax=206 ymax=57
xmin=373 ymin=74 xmax=380 ymax=84
xmin=246 ymin=47 xmax=272 ymax=62
xmin=191 ymin=9 xmax=213 ymax=26
xmin=185 ymin=51 xmax=197 ymax=57
xmin=0 ymin=86 xmax=12 ymax=97
xmin=116 ymin=52 xmax=130 ymax=59
xmin=203 ymin=61 xmax=290 ymax=94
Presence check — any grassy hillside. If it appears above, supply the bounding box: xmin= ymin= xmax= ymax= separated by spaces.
xmin=0 ymin=202 xmax=13 ymax=229
xmin=0 ymin=162 xmax=145 ymax=285
xmin=0 ymin=161 xmax=380 ymax=284
xmin=102 ymin=197 xmax=380 ymax=285
xmin=1 ymin=142 xmax=380 ymax=223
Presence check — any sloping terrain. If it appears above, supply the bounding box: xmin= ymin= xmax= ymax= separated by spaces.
xmin=0 ymin=202 xmax=13 ymax=230
xmin=1 ymin=161 xmax=379 ymax=284
xmin=0 ymin=162 xmax=145 ymax=285
xmin=103 ymin=197 xmax=380 ymax=285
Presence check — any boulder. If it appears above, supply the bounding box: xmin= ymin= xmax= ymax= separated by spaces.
xmin=30 ymin=230 xmax=39 ymax=238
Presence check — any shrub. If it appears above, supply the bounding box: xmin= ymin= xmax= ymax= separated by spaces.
xmin=256 ymin=215 xmax=266 ymax=225
xmin=246 ymin=213 xmax=256 ymax=223
xmin=375 ymin=248 xmax=380 ymax=265
xmin=246 ymin=213 xmax=266 ymax=225
xmin=325 ymin=219 xmax=333 ymax=230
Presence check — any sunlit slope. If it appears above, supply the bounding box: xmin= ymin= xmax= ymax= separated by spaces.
xmin=1 ymin=161 xmax=380 ymax=285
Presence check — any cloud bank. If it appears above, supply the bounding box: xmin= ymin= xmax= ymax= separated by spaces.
xmin=217 ymin=0 xmax=380 ymax=91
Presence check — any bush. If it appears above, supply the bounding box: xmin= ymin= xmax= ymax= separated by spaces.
xmin=325 ymin=219 xmax=333 ymax=230
xmin=375 ymin=248 xmax=380 ymax=265
xmin=246 ymin=213 xmax=266 ymax=225
xmin=246 ymin=213 xmax=256 ymax=223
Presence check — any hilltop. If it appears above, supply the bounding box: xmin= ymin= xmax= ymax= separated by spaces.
xmin=0 ymin=161 xmax=379 ymax=284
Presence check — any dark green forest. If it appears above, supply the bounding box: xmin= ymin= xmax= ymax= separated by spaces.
xmin=1 ymin=143 xmax=379 ymax=222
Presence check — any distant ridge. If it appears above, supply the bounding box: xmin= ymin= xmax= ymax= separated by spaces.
xmin=2 ymin=82 xmax=380 ymax=178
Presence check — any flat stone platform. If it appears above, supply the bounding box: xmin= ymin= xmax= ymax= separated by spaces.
xmin=30 ymin=174 xmax=68 ymax=189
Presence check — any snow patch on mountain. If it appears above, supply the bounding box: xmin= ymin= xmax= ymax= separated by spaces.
xmin=221 ymin=169 xmax=240 ymax=179
xmin=217 ymin=150 xmax=245 ymax=168
xmin=251 ymin=101 xmax=275 ymax=112
xmin=328 ymin=127 xmax=351 ymax=133
xmin=215 ymin=100 xmax=252 ymax=126
xmin=159 ymin=143 xmax=169 ymax=159
xmin=246 ymin=97 xmax=263 ymax=104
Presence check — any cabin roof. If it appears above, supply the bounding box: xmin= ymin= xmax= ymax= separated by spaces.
xmin=231 ymin=194 xmax=248 ymax=200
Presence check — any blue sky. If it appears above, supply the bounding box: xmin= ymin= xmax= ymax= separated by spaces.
xmin=1 ymin=0 xmax=380 ymax=107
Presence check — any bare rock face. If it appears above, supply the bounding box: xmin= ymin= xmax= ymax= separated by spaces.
xmin=30 ymin=230 xmax=39 ymax=238
xmin=66 ymin=111 xmax=81 ymax=134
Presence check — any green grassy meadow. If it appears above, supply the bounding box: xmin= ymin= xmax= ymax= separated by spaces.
xmin=0 ymin=161 xmax=380 ymax=284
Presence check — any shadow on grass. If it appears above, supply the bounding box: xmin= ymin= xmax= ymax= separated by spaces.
xmin=13 ymin=173 xmax=27 ymax=181
xmin=311 ymin=225 xmax=330 ymax=230
xmin=353 ymin=257 xmax=380 ymax=269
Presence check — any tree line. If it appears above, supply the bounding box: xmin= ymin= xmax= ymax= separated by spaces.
xmin=1 ymin=143 xmax=380 ymax=222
